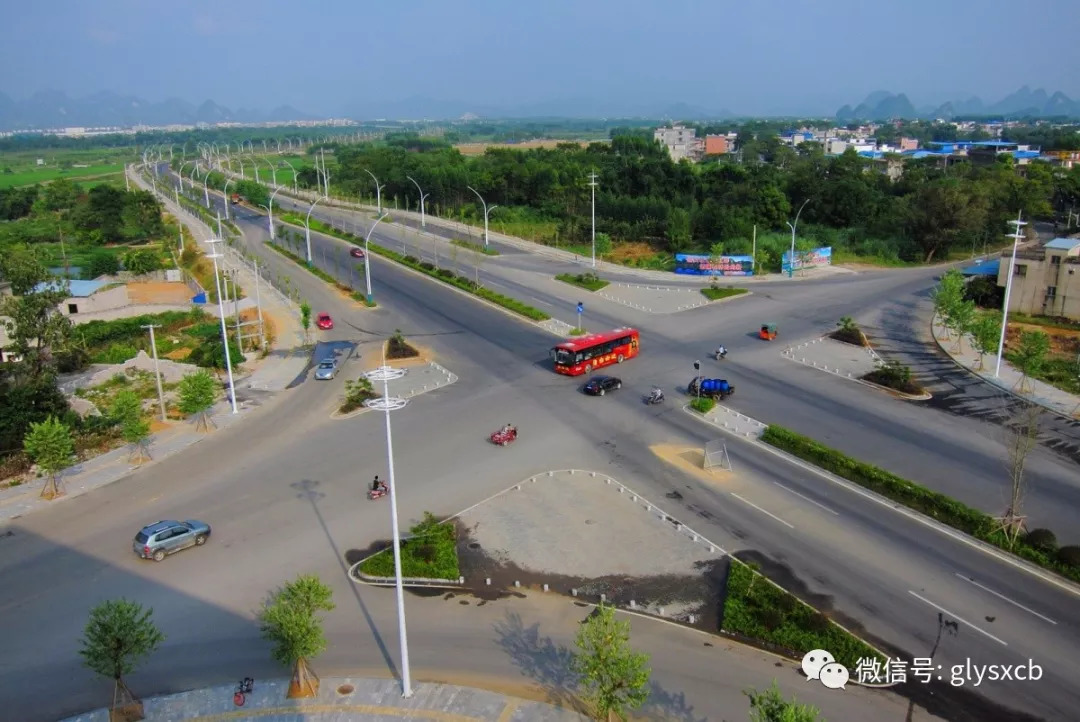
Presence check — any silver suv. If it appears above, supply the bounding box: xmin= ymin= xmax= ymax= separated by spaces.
xmin=133 ymin=520 xmax=211 ymax=562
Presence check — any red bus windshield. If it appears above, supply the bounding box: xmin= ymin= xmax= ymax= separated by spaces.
xmin=551 ymin=328 xmax=640 ymax=375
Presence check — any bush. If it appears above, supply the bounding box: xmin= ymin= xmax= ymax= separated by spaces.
xmin=830 ymin=316 xmax=866 ymax=346
xmin=358 ymin=512 xmax=459 ymax=580
xmin=862 ymin=361 xmax=923 ymax=395
xmin=340 ymin=377 xmax=375 ymax=413
xmin=700 ymin=286 xmax=748 ymax=302
xmin=451 ymin=239 xmax=499 ymax=255
xmin=387 ymin=329 xmax=419 ymax=360
xmin=436 ymin=268 xmax=455 ymax=279
xmin=403 ymin=255 xmax=419 ymax=264
xmin=419 ymin=261 xmax=435 ymax=271
xmin=555 ymin=272 xmax=609 ymax=291
xmin=85 ymin=251 xmax=120 ymax=279
xmin=762 ymin=424 xmax=1080 ymax=583
xmin=690 ymin=397 xmax=716 ymax=414
xmin=123 ymin=249 xmax=164 ymax=275
xmin=1025 ymin=528 xmax=1058 ymax=553
xmin=92 ymin=343 xmax=139 ymax=364
xmin=1057 ymin=546 xmax=1080 ymax=569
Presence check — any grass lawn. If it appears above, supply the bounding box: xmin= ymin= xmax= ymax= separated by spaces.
xmin=556 ymin=272 xmax=609 ymax=291
xmin=358 ymin=512 xmax=460 ymax=580
xmin=0 ymin=163 xmax=126 ymax=189
xmin=701 ymin=286 xmax=748 ymax=301
xmin=74 ymin=369 xmax=184 ymax=420
xmin=722 ymin=560 xmax=885 ymax=668
xmin=38 ymin=241 xmax=171 ymax=276
xmin=72 ymin=308 xmax=238 ymax=368
xmin=451 ymin=239 xmax=500 ymax=255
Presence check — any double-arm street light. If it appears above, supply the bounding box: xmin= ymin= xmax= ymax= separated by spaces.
xmin=204 ymin=239 xmax=239 ymax=415
xmin=467 ymin=186 xmax=497 ymax=248
xmin=304 ymin=197 xmax=322 ymax=265
xmin=786 ymin=198 xmax=811 ymax=278
xmin=363 ymin=212 xmax=390 ymax=305
xmin=222 ymin=179 xmax=234 ymax=219
xmin=406 ymin=176 xmax=429 ymax=228
xmin=262 ymin=157 xmax=278 ymax=187
xmin=364 ymin=169 xmax=384 ymax=214
xmin=266 ymin=187 xmax=283 ymax=240
xmin=281 ymin=159 xmax=299 ymax=193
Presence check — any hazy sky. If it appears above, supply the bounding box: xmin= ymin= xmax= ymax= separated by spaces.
xmin=3 ymin=0 xmax=1079 ymax=116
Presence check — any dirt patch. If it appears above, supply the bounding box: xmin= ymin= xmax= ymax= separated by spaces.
xmin=163 ymin=347 xmax=191 ymax=360
xmin=650 ymin=444 xmax=732 ymax=484
xmin=1006 ymin=322 xmax=1080 ymax=356
xmin=126 ymin=281 xmax=193 ymax=305
xmin=148 ymin=418 xmax=173 ymax=434
xmin=607 ymin=241 xmax=661 ymax=264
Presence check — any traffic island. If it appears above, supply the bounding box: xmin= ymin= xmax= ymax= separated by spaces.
xmin=354 ymin=512 xmax=461 ymax=584
xmin=596 ymin=282 xmax=746 ymax=313
xmin=782 ymin=335 xmax=931 ymax=400
xmin=555 ymin=272 xmax=610 ymax=291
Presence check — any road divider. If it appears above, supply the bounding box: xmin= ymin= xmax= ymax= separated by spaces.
xmin=275 ymin=215 xmax=551 ymax=322
xmin=761 ymin=424 xmax=1080 ymax=584
xmin=264 ymin=241 xmax=372 ymax=306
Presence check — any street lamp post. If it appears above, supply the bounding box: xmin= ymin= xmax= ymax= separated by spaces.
xmin=786 ymin=198 xmax=811 ymax=278
xmin=362 ymin=358 xmax=413 ymax=698
xmin=202 ymin=169 xmax=211 ymax=208
xmin=262 ymin=157 xmax=278 ymax=187
xmin=223 ymin=179 xmax=234 ymax=219
xmin=250 ymin=157 xmax=261 ymax=184
xmin=237 ymin=158 xmax=246 ymax=180
xmin=141 ymin=324 xmax=167 ymax=422
xmin=405 ymin=176 xmax=429 ymax=228
xmin=304 ymin=198 xmax=322 ymax=265
xmin=364 ymin=169 xmax=384 ymax=213
xmin=587 ymin=172 xmax=598 ymax=268
xmin=466 ymin=186 xmax=496 ymax=248
xmin=204 ymin=240 xmax=239 ymax=415
xmin=267 ymin=187 xmax=282 ymax=240
xmin=995 ymin=211 xmax=1026 ymax=378
xmin=178 ymin=160 xmax=193 ymax=190
xmin=363 ymin=212 xmax=389 ymax=305
xmin=281 ymin=159 xmax=299 ymax=192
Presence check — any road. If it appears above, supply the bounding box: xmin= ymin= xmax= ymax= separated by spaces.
xmin=4 ymin=170 xmax=1077 ymax=720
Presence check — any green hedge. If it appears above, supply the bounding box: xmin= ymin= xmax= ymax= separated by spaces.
xmin=723 ymin=560 xmax=885 ymax=669
xmin=761 ymin=424 xmax=1080 ymax=583
xmin=451 ymin=239 xmax=500 ymax=255
xmin=275 ymin=217 xmax=550 ymax=321
xmin=701 ymin=286 xmax=748 ymax=301
xmin=690 ymin=397 xmax=716 ymax=414
xmin=555 ymin=272 xmax=609 ymax=291
xmin=358 ymin=512 xmax=459 ymax=580
xmin=266 ymin=241 xmax=355 ymax=293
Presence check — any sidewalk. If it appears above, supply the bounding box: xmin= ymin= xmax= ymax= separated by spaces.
xmin=931 ymin=316 xmax=1080 ymax=419
xmin=60 ymin=676 xmax=589 ymax=722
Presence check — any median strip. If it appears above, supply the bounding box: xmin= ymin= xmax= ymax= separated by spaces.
xmin=264 ymin=241 xmax=372 ymax=306
xmin=760 ymin=424 xmax=1080 ymax=584
xmin=275 ymin=215 xmax=550 ymax=322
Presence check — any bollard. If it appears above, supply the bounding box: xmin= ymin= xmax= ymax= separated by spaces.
xmin=630 ymin=600 xmax=636 ymax=609
xmin=631 ymin=495 xmax=637 ymax=502
xmin=543 ymin=584 xmax=549 ymax=592
xmin=458 ymin=576 xmax=464 ymax=584
xmin=600 ymin=593 xmax=606 ymax=602
xmin=689 ymin=615 xmax=696 ymax=624
xmin=571 ymin=588 xmax=578 ymax=597
xmin=485 ymin=578 xmax=491 ymax=585
xmin=618 ymin=487 xmax=624 ymax=493
xmin=570 ymin=470 xmax=575 ymax=475
xmin=692 ymin=534 xmax=698 ymax=542
xmin=590 ymin=471 xmax=596 ymax=477
xmin=514 ymin=581 xmax=520 ymax=588
xmin=658 ymin=607 xmax=665 ymax=616
xmin=515 ymin=485 xmax=521 ymax=491
xmin=547 ymin=471 xmax=553 ymax=477
xmin=606 ymin=478 xmax=611 ymax=484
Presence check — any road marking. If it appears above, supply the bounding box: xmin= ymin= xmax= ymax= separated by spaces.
xmin=954 ymin=573 xmax=1058 ymax=625
xmin=907 ymin=590 xmax=1008 ymax=646
xmin=772 ymin=481 xmax=839 ymax=516
xmin=730 ymin=492 xmax=794 ymax=529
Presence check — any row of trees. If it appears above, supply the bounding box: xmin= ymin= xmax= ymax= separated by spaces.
xmin=304 ymin=134 xmax=1080 ymax=264
xmin=80 ymin=588 xmax=819 ymax=722
xmin=0 ymin=179 xmax=164 ymax=243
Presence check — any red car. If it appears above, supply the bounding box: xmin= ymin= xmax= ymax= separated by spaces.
xmin=349 ymin=247 xmax=365 ymax=259
xmin=315 ymin=312 xmax=334 ymax=330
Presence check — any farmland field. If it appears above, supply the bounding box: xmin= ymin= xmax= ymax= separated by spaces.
xmin=453 ymin=139 xmax=599 ymax=155
xmin=0 ymin=163 xmax=126 ymax=189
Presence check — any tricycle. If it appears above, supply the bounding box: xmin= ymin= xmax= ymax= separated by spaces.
xmin=688 ymin=376 xmax=735 ymax=400
xmin=490 ymin=425 xmax=518 ymax=446
xmin=759 ymin=323 xmax=778 ymax=341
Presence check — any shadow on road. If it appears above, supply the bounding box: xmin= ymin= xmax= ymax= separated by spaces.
xmin=492 ymin=610 xmax=586 ymax=714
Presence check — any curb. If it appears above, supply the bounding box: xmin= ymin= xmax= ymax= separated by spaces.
xmin=782 ymin=335 xmax=933 ymax=401
xmin=330 ymin=362 xmax=459 ymax=420
xmin=679 ymin=402 xmax=1080 ymax=599
xmin=930 ymin=317 xmax=1079 ymax=421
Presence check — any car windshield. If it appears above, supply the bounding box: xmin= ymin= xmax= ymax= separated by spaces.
xmin=553 ymin=348 xmax=573 ymax=365
xmin=319 ymin=361 xmax=334 ymax=369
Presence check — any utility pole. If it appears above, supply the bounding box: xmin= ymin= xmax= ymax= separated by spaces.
xmin=751 ymin=225 xmax=757 ymax=272
xmin=216 ymin=211 xmax=223 ymax=239
xmin=588 ymin=172 xmax=598 ymax=268
xmin=142 ymin=324 xmax=168 ymax=422
xmin=231 ymin=269 xmax=243 ymax=353
xmin=253 ymin=258 xmax=266 ymax=351
xmin=995 ymin=211 xmax=1025 ymax=378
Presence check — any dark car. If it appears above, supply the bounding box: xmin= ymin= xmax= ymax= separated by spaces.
xmin=350 ymin=247 xmax=365 ymax=259
xmin=583 ymin=375 xmax=622 ymax=396
xmin=133 ymin=520 xmax=211 ymax=562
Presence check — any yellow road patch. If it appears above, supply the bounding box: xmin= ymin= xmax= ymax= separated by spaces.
xmin=650 ymin=443 xmax=733 ymax=484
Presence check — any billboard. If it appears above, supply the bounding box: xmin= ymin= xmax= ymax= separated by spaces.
xmin=674 ymin=253 xmax=755 ymax=276
xmin=781 ymin=246 xmax=832 ymax=274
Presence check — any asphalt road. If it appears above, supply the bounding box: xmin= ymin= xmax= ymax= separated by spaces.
xmin=33 ymin=168 xmax=1067 ymax=721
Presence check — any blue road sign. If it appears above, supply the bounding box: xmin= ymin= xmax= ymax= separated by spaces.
xmin=576 ymin=302 xmax=584 ymax=314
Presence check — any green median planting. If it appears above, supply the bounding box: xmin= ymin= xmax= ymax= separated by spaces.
xmin=274 ymin=215 xmax=550 ymax=322
xmin=760 ymin=424 xmax=1080 ymax=583
xmin=723 ymin=559 xmax=886 ymax=669
xmin=450 ymin=239 xmax=500 ymax=256
xmin=555 ymin=271 xmax=610 ymax=291
xmin=700 ymin=286 xmax=748 ymax=301
xmin=358 ymin=512 xmax=460 ymax=581
xmin=265 ymin=241 xmax=370 ymax=304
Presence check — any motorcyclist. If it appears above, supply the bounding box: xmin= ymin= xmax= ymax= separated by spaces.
xmin=715 ymin=344 xmax=727 ymax=359
xmin=372 ymin=475 xmax=382 ymax=493
xmin=649 ymin=387 xmax=664 ymax=402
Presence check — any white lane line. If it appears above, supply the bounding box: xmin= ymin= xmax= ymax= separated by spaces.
xmin=730 ymin=492 xmax=795 ymax=529
xmin=772 ymin=481 xmax=840 ymax=516
xmin=954 ymin=573 xmax=1058 ymax=625
xmin=907 ymin=591 xmax=1008 ymax=646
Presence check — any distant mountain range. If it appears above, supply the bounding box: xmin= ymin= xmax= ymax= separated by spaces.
xmin=836 ymin=86 xmax=1080 ymax=121
xmin=346 ymin=95 xmax=735 ymax=121
xmin=0 ymin=90 xmax=317 ymax=130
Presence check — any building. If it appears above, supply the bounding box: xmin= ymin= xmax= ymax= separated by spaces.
xmin=898 ymin=137 xmax=919 ymax=151
xmin=654 ymin=125 xmax=702 ymax=161
xmin=704 ymin=134 xmax=731 ymax=155
xmin=996 ymin=237 xmax=1080 ymax=319
xmin=1043 ymin=150 xmax=1080 ymax=169
xmin=32 ymin=279 xmax=131 ymax=317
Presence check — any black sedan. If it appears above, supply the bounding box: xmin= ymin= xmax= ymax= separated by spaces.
xmin=583 ymin=375 xmax=622 ymax=396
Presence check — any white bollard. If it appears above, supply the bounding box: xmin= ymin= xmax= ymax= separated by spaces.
xmin=658 ymin=607 xmax=665 ymax=616
xmin=590 ymin=471 xmax=596 ymax=477
xmin=459 ymin=576 xmax=464 ymax=584
xmin=543 ymin=584 xmax=549 ymax=592
xmin=600 ymin=593 xmax=606 ymax=602
xmin=630 ymin=600 xmax=636 ymax=609
xmin=485 ymin=578 xmax=491 ymax=585
xmin=514 ymin=581 xmax=520 ymax=588
xmin=572 ymin=588 xmax=578 ymax=596
xmin=689 ymin=615 xmax=696 ymax=624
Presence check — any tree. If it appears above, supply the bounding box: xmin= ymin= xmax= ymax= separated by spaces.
xmin=122 ymin=249 xmax=163 ymax=275
xmin=259 ymin=574 xmax=335 ymax=698
xmin=111 ymin=389 xmax=151 ymax=463
xmin=997 ymin=401 xmax=1042 ymax=547
xmin=571 ymin=603 xmax=651 ymax=721
xmin=0 ymin=246 xmax=73 ymax=381
xmin=969 ymin=311 xmax=1002 ymax=370
xmin=86 ymin=250 xmax=121 ymax=279
xmin=906 ymin=178 xmax=987 ymax=262
xmin=299 ymin=301 xmax=312 ymax=343
xmin=745 ymin=681 xmax=821 ymax=722
xmin=1011 ymin=330 xmax=1050 ymax=393
xmin=177 ymin=370 xmax=217 ymax=432
xmin=79 ymin=599 xmax=165 ymax=721
xmin=22 ymin=415 xmax=74 ymax=499
xmin=931 ymin=269 xmax=965 ymax=339
xmin=946 ymin=299 xmax=976 ymax=352
xmin=665 ymin=207 xmax=692 ymax=252
xmin=594 ymin=232 xmax=613 ymax=259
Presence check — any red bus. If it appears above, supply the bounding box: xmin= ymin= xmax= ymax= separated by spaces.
xmin=551 ymin=327 xmax=640 ymax=376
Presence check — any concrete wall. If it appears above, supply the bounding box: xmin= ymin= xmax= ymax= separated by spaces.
xmin=60 ymin=284 xmax=129 ymax=317
xmin=68 ymin=303 xmax=194 ymax=324
xmin=997 ymin=254 xmax=1080 ymax=319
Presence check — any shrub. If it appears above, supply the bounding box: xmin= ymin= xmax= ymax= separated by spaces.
xmin=436 ymin=268 xmax=455 ymax=279
xmin=403 ymin=255 xmax=419 ymax=264
xmin=831 ymin=316 xmax=866 ymax=346
xmin=92 ymin=343 xmax=139 ymax=364
xmin=555 ymin=272 xmax=609 ymax=291
xmin=690 ymin=397 xmax=716 ymax=414
xmin=700 ymin=286 xmax=748 ymax=302
xmin=1057 ymin=546 xmax=1080 ymax=569
xmin=340 ymin=377 xmax=375 ymax=413
xmin=419 ymin=261 xmax=435 ymax=271
xmin=387 ymin=329 xmax=419 ymax=360
xmin=1025 ymin=528 xmax=1058 ymax=553
xmin=862 ymin=361 xmax=922 ymax=395
xmin=358 ymin=512 xmax=459 ymax=580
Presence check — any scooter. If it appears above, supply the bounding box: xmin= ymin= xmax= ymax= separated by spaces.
xmin=714 ymin=348 xmax=728 ymax=361
xmin=645 ymin=389 xmax=665 ymax=405
xmin=368 ymin=485 xmax=389 ymax=500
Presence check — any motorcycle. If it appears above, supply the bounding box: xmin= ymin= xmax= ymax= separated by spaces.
xmin=490 ymin=426 xmax=518 ymax=446
xmin=645 ymin=389 xmax=665 ymax=405
xmin=714 ymin=348 xmax=728 ymax=361
xmin=368 ymin=484 xmax=389 ymax=500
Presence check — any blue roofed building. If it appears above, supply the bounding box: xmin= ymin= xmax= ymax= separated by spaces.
xmin=29 ymin=278 xmax=133 ymax=318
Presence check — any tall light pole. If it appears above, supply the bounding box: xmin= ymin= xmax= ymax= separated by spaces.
xmin=364 ymin=169 xmax=384 ymax=213
xmin=995 ymin=211 xmax=1026 ymax=378
xmin=406 ymin=176 xmax=429 ymax=228
xmin=178 ymin=160 xmax=193 ymax=189
xmin=786 ymin=198 xmax=811 ymax=278
xmin=204 ymin=239 xmax=239 ymax=415
xmin=142 ymin=324 xmax=167 ymax=422
xmin=250 ymin=156 xmax=261 ymax=184
xmin=189 ymin=164 xmax=200 ymax=195
xmin=262 ymin=157 xmax=277 ymax=187
xmin=202 ymin=169 xmax=212 ymax=208
xmin=304 ymin=197 xmax=322 ymax=265
xmin=266 ymin=187 xmax=282 ymax=240
xmin=362 ymin=356 xmax=413 ymax=698
xmin=281 ymin=159 xmax=299 ymax=192
xmin=237 ymin=158 xmax=246 ymax=180
xmin=363 ymin=212 xmax=389 ymax=305
xmin=222 ymin=178 xmax=234 ymax=219
xmin=587 ymin=172 xmax=598 ymax=268
xmin=467 ymin=186 xmax=496 ymax=248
